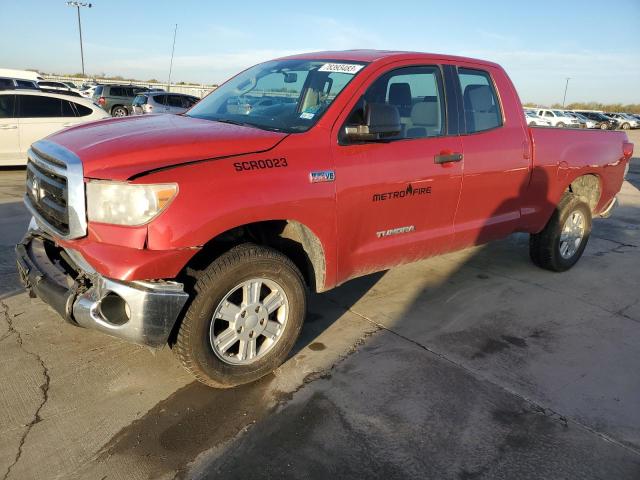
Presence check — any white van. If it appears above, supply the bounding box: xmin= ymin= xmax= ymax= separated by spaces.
xmin=0 ymin=68 xmax=44 ymax=81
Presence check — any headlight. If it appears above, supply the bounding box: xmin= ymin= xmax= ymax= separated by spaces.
xmin=87 ymin=181 xmax=178 ymax=226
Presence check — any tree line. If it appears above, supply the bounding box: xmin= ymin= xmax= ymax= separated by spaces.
xmin=523 ymin=102 xmax=640 ymax=114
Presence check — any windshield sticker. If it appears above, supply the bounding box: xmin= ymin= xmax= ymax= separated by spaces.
xmin=318 ymin=63 xmax=364 ymax=74
xmin=300 ymin=112 xmax=315 ymax=120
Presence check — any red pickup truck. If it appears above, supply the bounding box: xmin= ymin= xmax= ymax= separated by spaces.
xmin=17 ymin=50 xmax=633 ymax=388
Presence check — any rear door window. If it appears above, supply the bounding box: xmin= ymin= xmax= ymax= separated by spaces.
xmin=19 ymin=95 xmax=62 ymax=117
xmin=458 ymin=68 xmax=502 ymax=133
xmin=0 ymin=95 xmax=16 ymax=118
xmin=0 ymin=78 xmax=14 ymax=88
xmin=110 ymin=87 xmax=125 ymax=97
xmin=167 ymin=95 xmax=184 ymax=107
xmin=62 ymin=100 xmax=77 ymax=117
xmin=74 ymin=103 xmax=93 ymax=116
xmin=154 ymin=95 xmax=168 ymax=105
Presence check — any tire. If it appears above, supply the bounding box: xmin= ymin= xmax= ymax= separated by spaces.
xmin=622 ymin=123 xmax=630 ymax=130
xmin=556 ymin=122 xmax=565 ymax=128
xmin=529 ymin=193 xmax=592 ymax=272
xmin=600 ymin=123 xmax=608 ymax=130
xmin=111 ymin=105 xmax=128 ymax=117
xmin=174 ymin=244 xmax=307 ymax=388
xmin=528 ymin=121 xmax=535 ymax=127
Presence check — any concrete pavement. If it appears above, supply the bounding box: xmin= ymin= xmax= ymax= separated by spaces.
xmin=0 ymin=135 xmax=639 ymax=479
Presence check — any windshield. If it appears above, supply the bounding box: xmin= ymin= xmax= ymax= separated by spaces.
xmin=187 ymin=59 xmax=367 ymax=133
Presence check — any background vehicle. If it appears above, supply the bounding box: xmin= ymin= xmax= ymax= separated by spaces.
xmin=0 ymin=90 xmax=109 ymax=166
xmin=562 ymin=111 xmax=587 ymax=128
xmin=605 ymin=112 xmax=639 ymax=130
xmin=568 ymin=111 xmax=597 ymax=129
xmin=131 ymin=92 xmax=199 ymax=115
xmin=80 ymin=85 xmax=97 ymax=98
xmin=17 ymin=51 xmax=633 ymax=389
xmin=524 ymin=110 xmax=551 ymax=126
xmin=536 ymin=109 xmax=580 ymax=127
xmin=37 ymin=81 xmax=82 ymax=97
xmin=92 ymin=84 xmax=149 ymax=116
xmin=574 ymin=111 xmax=618 ymax=130
xmin=0 ymin=68 xmax=43 ymax=81
xmin=0 ymin=77 xmax=39 ymax=90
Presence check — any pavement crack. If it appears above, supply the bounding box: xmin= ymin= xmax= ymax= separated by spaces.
xmin=0 ymin=300 xmax=51 ymax=480
xmin=592 ymin=235 xmax=639 ymax=250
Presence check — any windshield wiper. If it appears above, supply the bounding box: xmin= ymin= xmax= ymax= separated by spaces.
xmin=213 ymin=118 xmax=249 ymax=127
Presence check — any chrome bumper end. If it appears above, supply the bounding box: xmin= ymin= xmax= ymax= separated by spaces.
xmin=598 ymin=196 xmax=617 ymax=219
xmin=16 ymin=227 xmax=189 ymax=347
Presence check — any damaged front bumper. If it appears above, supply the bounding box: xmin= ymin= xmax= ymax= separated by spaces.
xmin=16 ymin=227 xmax=189 ymax=347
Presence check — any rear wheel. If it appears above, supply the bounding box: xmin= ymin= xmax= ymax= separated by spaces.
xmin=622 ymin=123 xmax=630 ymax=130
xmin=530 ymin=193 xmax=592 ymax=272
xmin=174 ymin=244 xmax=307 ymax=388
xmin=111 ymin=105 xmax=128 ymax=117
xmin=600 ymin=123 xmax=608 ymax=130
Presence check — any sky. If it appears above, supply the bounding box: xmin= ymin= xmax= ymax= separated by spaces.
xmin=1 ymin=0 xmax=639 ymax=105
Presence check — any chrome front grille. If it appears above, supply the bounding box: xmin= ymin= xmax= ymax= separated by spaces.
xmin=26 ymin=157 xmax=69 ymax=234
xmin=24 ymin=140 xmax=87 ymax=239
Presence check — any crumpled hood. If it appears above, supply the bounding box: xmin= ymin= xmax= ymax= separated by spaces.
xmin=47 ymin=114 xmax=288 ymax=180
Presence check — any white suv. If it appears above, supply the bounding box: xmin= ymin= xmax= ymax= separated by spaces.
xmin=536 ymin=109 xmax=580 ymax=128
xmin=0 ymin=90 xmax=109 ymax=166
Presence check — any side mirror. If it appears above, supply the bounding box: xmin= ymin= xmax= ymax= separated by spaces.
xmin=344 ymin=103 xmax=401 ymax=141
xmin=284 ymin=72 xmax=298 ymax=83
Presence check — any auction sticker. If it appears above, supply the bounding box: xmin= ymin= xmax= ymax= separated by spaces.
xmin=318 ymin=63 xmax=364 ymax=74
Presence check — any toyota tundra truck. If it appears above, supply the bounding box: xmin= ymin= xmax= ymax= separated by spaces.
xmin=16 ymin=50 xmax=634 ymax=388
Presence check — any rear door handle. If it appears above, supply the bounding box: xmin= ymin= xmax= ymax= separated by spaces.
xmin=434 ymin=152 xmax=463 ymax=164
xmin=0 ymin=125 xmax=17 ymax=130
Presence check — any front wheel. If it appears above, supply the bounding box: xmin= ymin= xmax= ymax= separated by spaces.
xmin=600 ymin=123 xmax=608 ymax=130
xmin=174 ymin=244 xmax=307 ymax=388
xmin=622 ymin=123 xmax=630 ymax=130
xmin=556 ymin=122 xmax=565 ymax=128
xmin=530 ymin=193 xmax=592 ymax=272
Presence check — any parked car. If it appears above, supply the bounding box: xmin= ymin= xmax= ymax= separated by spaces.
xmin=80 ymin=85 xmax=97 ymax=98
xmin=0 ymin=90 xmax=109 ymax=166
xmin=0 ymin=68 xmax=43 ymax=81
xmin=37 ymin=81 xmax=82 ymax=97
xmin=536 ymin=109 xmax=580 ymax=128
xmin=0 ymin=77 xmax=39 ymax=90
xmin=561 ymin=111 xmax=588 ymax=128
xmin=16 ymin=50 xmax=633 ymax=389
xmin=568 ymin=111 xmax=597 ymax=129
xmin=93 ymin=84 xmax=149 ymax=117
xmin=524 ymin=110 xmax=551 ymax=126
xmin=573 ymin=111 xmax=618 ymax=130
xmin=604 ymin=113 xmax=639 ymax=130
xmin=131 ymin=92 xmax=199 ymax=115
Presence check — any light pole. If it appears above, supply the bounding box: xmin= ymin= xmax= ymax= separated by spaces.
xmin=66 ymin=2 xmax=93 ymax=77
xmin=167 ymin=24 xmax=178 ymax=92
xmin=562 ymin=77 xmax=571 ymax=108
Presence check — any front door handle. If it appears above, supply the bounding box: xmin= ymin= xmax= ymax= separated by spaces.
xmin=63 ymin=123 xmax=76 ymax=127
xmin=0 ymin=124 xmax=17 ymax=130
xmin=434 ymin=152 xmax=463 ymax=164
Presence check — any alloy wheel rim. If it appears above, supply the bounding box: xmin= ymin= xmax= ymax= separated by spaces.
xmin=210 ymin=278 xmax=289 ymax=365
xmin=559 ymin=210 xmax=586 ymax=259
